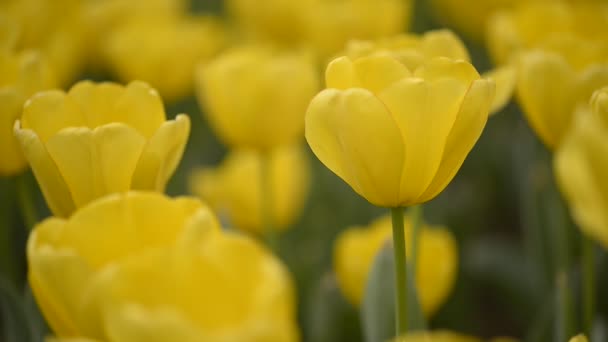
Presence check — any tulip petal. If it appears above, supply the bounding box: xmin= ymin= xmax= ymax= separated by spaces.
xmin=28 ymin=218 xmax=91 ymax=337
xmin=44 ymin=123 xmax=146 ymax=209
xmin=20 ymin=90 xmax=85 ymax=143
xmin=326 ymin=55 xmax=411 ymax=93
xmin=325 ymin=56 xmax=359 ymax=89
xmin=0 ymin=88 xmax=27 ymax=175
xmin=131 ymin=114 xmax=190 ymax=191
xmin=419 ymin=79 xmax=494 ymax=202
xmin=113 ymin=81 xmax=167 ymax=138
xmin=305 ymin=88 xmax=404 ymax=206
xmin=66 ymin=81 xmax=124 ymax=128
xmin=482 ymin=65 xmax=516 ymax=114
xmin=14 ymin=123 xmax=75 ymax=217
xmin=517 ymin=51 xmax=575 ymax=149
xmin=378 ymin=76 xmax=469 ymax=203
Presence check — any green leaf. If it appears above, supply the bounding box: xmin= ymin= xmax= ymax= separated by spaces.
xmin=361 ymin=242 xmax=426 ymax=342
xmin=23 ymin=283 xmax=48 ymax=342
xmin=0 ymin=276 xmax=31 ymax=342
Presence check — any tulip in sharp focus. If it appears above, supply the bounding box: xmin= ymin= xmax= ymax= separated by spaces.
xmin=14 ymin=80 xmax=190 ymax=217
xmin=29 ymin=192 xmax=299 ymax=341
xmin=0 ymin=47 xmax=54 ymax=176
xmin=555 ymin=87 xmax=608 ymax=249
xmin=334 ymin=214 xmax=457 ymax=317
xmin=305 ymin=55 xmax=495 ymax=207
xmin=340 ymin=30 xmax=516 ymax=115
xmin=189 ymin=143 xmax=310 ymax=235
xmin=196 ymin=45 xmax=319 ymax=150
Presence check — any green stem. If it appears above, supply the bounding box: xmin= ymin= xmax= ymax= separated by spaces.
xmin=408 ymin=206 xmax=422 ymax=276
xmin=582 ymin=235 xmax=595 ymax=337
xmin=554 ymin=271 xmax=572 ymax=342
xmin=17 ymin=173 xmax=37 ymax=230
xmin=391 ymin=207 xmax=408 ymax=336
xmin=260 ymin=151 xmax=277 ymax=250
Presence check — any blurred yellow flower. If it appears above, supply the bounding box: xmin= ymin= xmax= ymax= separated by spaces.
xmin=227 ymin=0 xmax=411 ymax=59
xmin=29 ymin=192 xmax=299 ymax=342
xmin=1 ymin=0 xmax=88 ymax=86
xmin=334 ymin=213 xmax=457 ymax=317
xmin=0 ymin=48 xmax=54 ymax=176
xmin=339 ymin=30 xmax=516 ymax=114
xmin=394 ymin=331 xmax=518 ymax=342
xmin=14 ymin=80 xmax=190 ymax=217
xmin=487 ymin=2 xmax=608 ymax=66
xmin=305 ymin=55 xmax=495 ymax=207
xmin=189 ymin=144 xmax=310 ymax=235
xmin=103 ymin=16 xmax=225 ymax=103
xmin=516 ymin=45 xmax=608 ymax=149
xmin=429 ymin=0 xmax=523 ymax=43
xmin=569 ymin=335 xmax=589 ymax=342
xmin=555 ymin=87 xmax=608 ymax=249
xmin=196 ymin=45 xmax=319 ymax=150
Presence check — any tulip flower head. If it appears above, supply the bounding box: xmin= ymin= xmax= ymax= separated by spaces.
xmin=555 ymin=87 xmax=608 ymax=249
xmin=305 ymin=54 xmax=495 ymax=207
xmin=196 ymin=45 xmax=319 ymax=150
xmin=334 ymin=214 xmax=457 ymax=317
xmin=14 ymin=80 xmax=190 ymax=217
xmin=189 ymin=144 xmax=310 ymax=235
xmin=29 ymin=192 xmax=299 ymax=341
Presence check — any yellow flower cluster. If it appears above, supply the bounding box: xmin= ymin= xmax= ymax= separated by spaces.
xmin=334 ymin=213 xmax=457 ymax=317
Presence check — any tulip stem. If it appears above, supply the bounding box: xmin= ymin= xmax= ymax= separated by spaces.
xmin=17 ymin=173 xmax=37 ymax=230
xmin=260 ymin=151 xmax=277 ymax=251
xmin=582 ymin=235 xmax=595 ymax=337
xmin=408 ymin=205 xmax=422 ymax=277
xmin=391 ymin=207 xmax=408 ymax=336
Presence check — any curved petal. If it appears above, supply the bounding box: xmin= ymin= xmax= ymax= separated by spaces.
xmin=14 ymin=122 xmax=75 ymax=217
xmin=325 ymin=56 xmax=359 ymax=89
xmin=113 ymin=81 xmax=167 ymax=139
xmin=419 ymin=79 xmax=494 ymax=202
xmin=516 ymin=51 xmax=575 ymax=149
xmin=305 ymin=88 xmax=404 ymax=207
xmin=482 ymin=64 xmax=516 ymax=115
xmin=378 ymin=76 xmax=469 ymax=204
xmin=28 ymin=218 xmax=91 ymax=337
xmin=44 ymin=123 xmax=146 ymax=209
xmin=131 ymin=114 xmax=190 ymax=191
xmin=0 ymin=88 xmax=27 ymax=175
xmin=66 ymin=81 xmax=124 ymax=129
xmin=20 ymin=90 xmax=84 ymax=143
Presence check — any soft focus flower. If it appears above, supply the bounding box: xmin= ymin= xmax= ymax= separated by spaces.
xmin=429 ymin=0 xmax=523 ymax=43
xmin=196 ymin=45 xmax=319 ymax=150
xmin=515 ymin=44 xmax=608 ymax=149
xmin=189 ymin=144 xmax=310 ymax=235
xmin=29 ymin=192 xmax=299 ymax=341
xmin=339 ymin=30 xmax=516 ymax=114
xmin=305 ymin=55 xmax=495 ymax=207
xmin=227 ymin=0 xmax=411 ymax=59
xmin=569 ymin=335 xmax=589 ymax=342
xmin=1 ymin=0 xmax=88 ymax=86
xmin=487 ymin=2 xmax=608 ymax=66
xmin=14 ymin=80 xmax=190 ymax=217
xmin=555 ymin=87 xmax=608 ymax=249
xmin=394 ymin=331 xmax=518 ymax=342
xmin=0 ymin=47 xmax=54 ymax=176
xmin=334 ymin=214 xmax=457 ymax=317
xmin=103 ymin=16 xmax=225 ymax=102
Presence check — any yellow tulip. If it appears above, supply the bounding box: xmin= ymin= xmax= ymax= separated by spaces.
xmin=226 ymin=0 xmax=411 ymax=59
xmin=196 ymin=45 xmax=319 ymax=150
xmin=516 ymin=45 xmax=608 ymax=149
xmin=569 ymin=335 xmax=589 ymax=342
xmin=13 ymin=80 xmax=190 ymax=217
xmin=429 ymin=0 xmax=523 ymax=44
xmin=189 ymin=143 xmax=310 ymax=235
xmin=334 ymin=214 xmax=457 ymax=317
xmin=305 ymin=55 xmax=495 ymax=207
xmin=0 ymin=47 xmax=54 ymax=176
xmin=103 ymin=16 xmax=225 ymax=103
xmin=555 ymin=87 xmax=608 ymax=249
xmin=487 ymin=2 xmax=608 ymax=66
xmin=339 ymin=30 xmax=516 ymax=114
xmin=29 ymin=192 xmax=299 ymax=342
xmin=394 ymin=331 xmax=518 ymax=342
xmin=1 ymin=0 xmax=89 ymax=86
xmin=301 ymin=0 xmax=412 ymax=59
